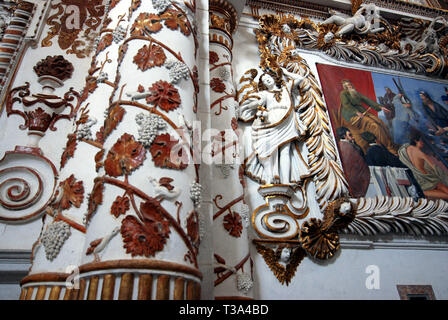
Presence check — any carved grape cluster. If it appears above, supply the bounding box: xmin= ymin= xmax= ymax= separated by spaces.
xmin=190 ymin=181 xmax=202 ymax=209
xmin=236 ymin=273 xmax=253 ymax=293
xmin=165 ymin=60 xmax=190 ymax=84
xmin=113 ymin=25 xmax=127 ymax=43
xmin=41 ymin=221 xmax=71 ymax=261
xmin=135 ymin=112 xmax=166 ymax=147
xmin=152 ymin=0 xmax=171 ymax=14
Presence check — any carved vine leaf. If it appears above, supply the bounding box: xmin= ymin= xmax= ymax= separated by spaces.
xmin=129 ymin=0 xmax=141 ymax=17
xmin=96 ymin=126 xmax=105 ymax=144
xmin=60 ymin=133 xmax=78 ymax=169
xmin=214 ymin=254 xmax=227 ymax=276
xmin=111 ymin=195 xmax=130 ymax=218
xmin=96 ymin=33 xmax=113 ymax=53
xmin=159 ymin=177 xmax=175 ymax=190
xmin=104 ymin=133 xmax=146 ymax=177
xmin=209 ymin=51 xmax=219 ymax=64
xmin=82 ymin=77 xmax=98 ymax=101
xmin=95 ymin=149 xmax=105 ymax=172
xmin=192 ymin=66 xmax=199 ymax=93
xmin=223 ymin=211 xmax=243 ymax=238
xmin=76 ymin=107 xmax=90 ymax=126
xmin=131 ymin=12 xmax=162 ymax=35
xmin=161 ymin=9 xmax=191 ymax=36
xmin=210 ymin=77 xmax=226 ymax=93
xmin=86 ymin=238 xmax=102 ymax=255
xmin=86 ymin=178 xmax=104 ymax=223
xmin=133 ymin=44 xmax=166 ymax=71
xmin=186 ymin=210 xmax=200 ymax=247
xmin=150 ymin=133 xmax=188 ymax=170
xmin=146 ymin=80 xmax=181 ymax=112
xmin=103 ymin=105 xmax=125 ymax=139
xmin=59 ymin=174 xmax=84 ymax=210
xmin=121 ymin=199 xmax=171 ymax=257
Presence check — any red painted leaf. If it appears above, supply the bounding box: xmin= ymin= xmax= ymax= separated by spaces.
xmin=133 ymin=44 xmax=166 ymax=71
xmin=104 ymin=133 xmax=146 ymax=177
xmin=210 ymin=77 xmax=226 ymax=93
xmin=59 ymin=174 xmax=84 ymax=210
xmin=223 ymin=211 xmax=242 ymax=237
xmin=146 ymin=80 xmax=181 ymax=112
xmin=149 ymin=133 xmax=188 ymax=170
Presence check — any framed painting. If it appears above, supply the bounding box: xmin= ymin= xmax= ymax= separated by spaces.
xmin=316 ymin=63 xmax=448 ymax=202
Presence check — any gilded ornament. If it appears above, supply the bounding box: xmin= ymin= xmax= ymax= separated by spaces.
xmin=254 ymin=242 xmax=305 ymax=286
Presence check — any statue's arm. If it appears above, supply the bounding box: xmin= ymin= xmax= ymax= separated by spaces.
xmin=281 ymin=67 xmax=304 ymax=86
xmin=238 ymin=94 xmax=265 ymax=121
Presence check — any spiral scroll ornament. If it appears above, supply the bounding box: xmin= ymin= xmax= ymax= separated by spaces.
xmin=0 ymin=148 xmax=58 ymax=222
xmin=0 ymin=167 xmax=42 ymax=210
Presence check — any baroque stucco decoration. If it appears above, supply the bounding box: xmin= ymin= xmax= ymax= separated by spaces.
xmin=0 ymin=55 xmax=79 ymax=223
xmin=258 ymin=5 xmax=448 ymax=78
xmin=237 ymin=13 xmax=353 ymax=284
xmin=241 ymin=13 xmax=448 ymax=285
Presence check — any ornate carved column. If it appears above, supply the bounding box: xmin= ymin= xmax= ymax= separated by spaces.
xmin=20 ymin=0 xmax=202 ymax=300
xmin=77 ymin=0 xmax=201 ymax=299
xmin=209 ymin=0 xmax=253 ymax=299
xmin=19 ymin=0 xmax=114 ymax=300
xmin=0 ymin=1 xmax=35 ymax=93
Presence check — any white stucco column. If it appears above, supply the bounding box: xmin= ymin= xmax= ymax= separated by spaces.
xmin=208 ymin=0 xmax=254 ymax=299
xmin=21 ymin=0 xmax=202 ymax=300
xmin=75 ymin=0 xmax=202 ymax=300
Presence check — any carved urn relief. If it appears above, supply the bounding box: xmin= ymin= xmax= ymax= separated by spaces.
xmin=0 ymin=55 xmax=79 ymax=222
xmin=7 ymin=55 xmax=78 ymax=148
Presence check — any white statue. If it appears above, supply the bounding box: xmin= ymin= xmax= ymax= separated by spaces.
xmin=237 ymin=67 xmax=309 ymax=185
xmin=322 ymin=4 xmax=384 ymax=37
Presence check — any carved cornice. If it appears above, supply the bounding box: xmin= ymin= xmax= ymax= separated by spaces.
xmin=254 ymin=14 xmax=448 ymax=78
xmin=246 ymin=0 xmax=448 ymax=21
xmin=365 ymin=0 xmax=448 ymax=19
xmin=246 ymin=0 xmax=349 ymax=21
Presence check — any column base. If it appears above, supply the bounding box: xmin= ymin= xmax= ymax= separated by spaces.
xmin=20 ymin=260 xmax=202 ymax=300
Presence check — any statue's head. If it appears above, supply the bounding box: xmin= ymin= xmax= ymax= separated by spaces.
xmin=360 ymin=3 xmax=379 ymax=18
xmin=258 ymin=72 xmax=278 ymax=91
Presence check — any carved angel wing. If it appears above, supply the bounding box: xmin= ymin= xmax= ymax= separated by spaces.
xmin=280 ymin=50 xmax=349 ymax=210
xmin=254 ymin=242 xmax=306 ymax=285
xmin=236 ymin=68 xmax=260 ymax=122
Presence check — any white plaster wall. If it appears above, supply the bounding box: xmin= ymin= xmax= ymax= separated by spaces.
xmin=251 ymin=239 xmax=448 ymax=299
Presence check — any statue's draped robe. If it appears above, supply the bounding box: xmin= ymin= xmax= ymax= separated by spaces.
xmin=242 ymin=86 xmax=309 ymax=184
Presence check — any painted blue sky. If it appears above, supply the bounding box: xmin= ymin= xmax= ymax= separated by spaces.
xmin=371 ymin=72 xmax=448 ymax=112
